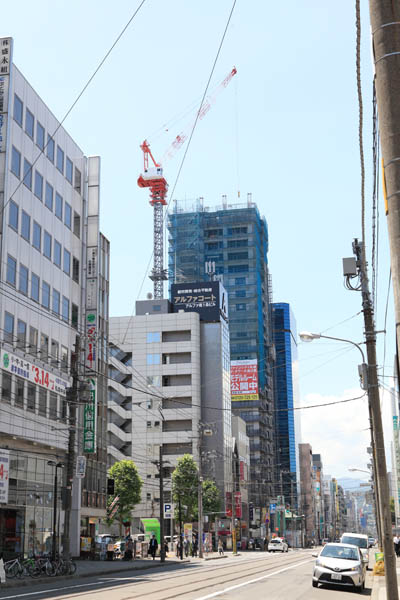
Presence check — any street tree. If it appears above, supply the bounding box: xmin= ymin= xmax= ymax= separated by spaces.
xmin=202 ymin=479 xmax=221 ymax=516
xmin=172 ymin=454 xmax=198 ymax=521
xmin=107 ymin=459 xmax=143 ymax=536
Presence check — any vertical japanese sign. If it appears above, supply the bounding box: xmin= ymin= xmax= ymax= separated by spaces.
xmin=85 ymin=312 xmax=97 ymax=371
xmin=226 ymin=491 xmax=232 ymax=517
xmin=234 ymin=491 xmax=242 ymax=518
xmin=0 ymin=38 xmax=12 ymax=234
xmin=231 ymin=360 xmax=258 ymax=401
xmin=83 ymin=378 xmax=97 ymax=453
xmin=0 ymin=449 xmax=10 ymax=503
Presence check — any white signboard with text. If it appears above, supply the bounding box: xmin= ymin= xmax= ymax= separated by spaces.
xmin=0 ymin=450 xmax=10 ymax=504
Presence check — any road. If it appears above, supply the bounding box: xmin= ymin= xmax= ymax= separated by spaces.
xmin=0 ymin=551 xmax=372 ymax=600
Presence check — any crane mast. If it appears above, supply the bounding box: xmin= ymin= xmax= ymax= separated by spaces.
xmin=137 ymin=140 xmax=168 ymax=299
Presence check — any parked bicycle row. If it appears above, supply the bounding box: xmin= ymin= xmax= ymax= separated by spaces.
xmin=4 ymin=554 xmax=77 ymax=579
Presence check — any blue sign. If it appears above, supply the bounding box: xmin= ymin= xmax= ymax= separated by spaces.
xmin=270 ymin=503 xmax=277 ymax=514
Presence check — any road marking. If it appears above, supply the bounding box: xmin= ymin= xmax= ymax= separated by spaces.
xmin=0 ymin=580 xmax=108 ymax=599
xmin=193 ymin=558 xmax=313 ymax=600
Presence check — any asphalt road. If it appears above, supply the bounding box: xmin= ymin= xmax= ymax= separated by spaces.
xmin=0 ymin=551 xmax=373 ymax=600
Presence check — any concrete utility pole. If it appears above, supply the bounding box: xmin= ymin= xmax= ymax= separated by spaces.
xmin=352 ymin=239 xmax=398 ymax=599
xmin=62 ymin=335 xmax=80 ymax=558
xmin=159 ymin=445 xmax=165 ymax=562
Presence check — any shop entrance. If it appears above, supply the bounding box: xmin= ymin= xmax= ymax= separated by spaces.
xmin=0 ymin=508 xmax=24 ymax=559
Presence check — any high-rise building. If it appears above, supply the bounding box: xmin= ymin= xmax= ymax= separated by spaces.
xmin=168 ymin=197 xmax=275 ymax=511
xmin=0 ymin=38 xmax=109 ymax=558
xmin=299 ymin=443 xmax=316 ymax=544
xmin=312 ymin=454 xmax=324 ymax=544
xmin=271 ymin=302 xmax=300 ymax=508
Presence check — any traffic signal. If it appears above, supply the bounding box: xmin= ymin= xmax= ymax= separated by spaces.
xmin=107 ymin=478 xmax=115 ymax=495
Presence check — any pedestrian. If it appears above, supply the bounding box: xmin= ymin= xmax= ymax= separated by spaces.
xmin=218 ymin=538 xmax=224 ymax=556
xmin=394 ymin=535 xmax=400 ymax=557
xmin=192 ymin=535 xmax=198 ymax=557
xmin=164 ymin=538 xmax=169 ymax=557
xmin=149 ymin=534 xmax=158 ymax=560
xmin=176 ymin=538 xmax=181 ymax=557
xmin=125 ymin=537 xmax=133 ymax=560
xmin=183 ymin=537 xmax=189 ymax=557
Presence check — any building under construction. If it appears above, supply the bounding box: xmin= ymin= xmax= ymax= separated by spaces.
xmin=167 ymin=197 xmax=275 ymax=516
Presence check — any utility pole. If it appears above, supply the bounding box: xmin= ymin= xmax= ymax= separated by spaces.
xmin=350 ymin=239 xmax=398 ymax=598
xmin=198 ymin=426 xmax=204 ymax=559
xmin=178 ymin=496 xmax=183 ymax=560
xmin=62 ymin=334 xmax=80 ymax=558
xmin=290 ymin=480 xmax=295 ymax=548
xmin=159 ymin=445 xmax=165 ymax=562
xmin=368 ymin=0 xmax=400 ymax=365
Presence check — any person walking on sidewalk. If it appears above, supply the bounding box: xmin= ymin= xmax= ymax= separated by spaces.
xmin=394 ymin=535 xmax=400 ymax=557
xmin=149 ymin=534 xmax=158 ymax=560
xmin=218 ymin=538 xmax=224 ymax=556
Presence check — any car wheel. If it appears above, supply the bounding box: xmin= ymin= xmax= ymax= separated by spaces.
xmin=312 ymin=580 xmax=318 ymax=588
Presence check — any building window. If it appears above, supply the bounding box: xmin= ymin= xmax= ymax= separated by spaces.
xmin=15 ymin=377 xmax=25 ymax=409
xmin=74 ymin=167 xmax=81 ymax=193
xmin=56 ymin=145 xmax=64 ymax=174
xmin=25 ymin=108 xmax=34 ymax=139
xmin=236 ymin=290 xmax=246 ymax=298
xmin=66 ymin=157 xmax=73 ymax=184
xmin=49 ymin=392 xmax=57 ymax=419
xmin=32 ymin=222 xmax=41 ymax=251
xmin=64 ymin=202 xmax=72 ymax=229
xmin=38 ymin=389 xmax=47 ymax=417
xmin=34 ymin=170 xmax=43 ymax=201
xmin=61 ymin=346 xmax=68 ymax=372
xmin=72 ymin=257 xmax=79 ymax=283
xmin=55 ymin=192 xmax=63 ymax=220
xmin=13 ymin=94 xmax=23 ymax=126
xmin=47 ymin=135 xmax=55 ymax=162
xmin=11 ymin=146 xmax=21 ymax=178
xmin=44 ymin=231 xmax=52 ymax=259
xmin=31 ymin=273 xmax=40 ymax=302
xmin=52 ymin=289 xmax=60 ymax=315
xmin=36 ymin=121 xmax=45 ymax=150
xmin=21 ymin=210 xmax=30 ymax=241
xmin=29 ymin=326 xmax=38 ymax=355
xmin=27 ymin=382 xmax=36 ymax=412
xmin=146 ymin=375 xmax=160 ymax=386
xmin=17 ymin=319 xmax=26 ymax=349
xmin=42 ymin=281 xmax=50 ymax=309
xmin=73 ymin=212 xmax=81 ymax=238
xmin=40 ymin=333 xmax=49 ymax=361
xmin=62 ymin=296 xmax=69 ymax=322
xmin=6 ymin=255 xmax=16 ymax=286
xmin=4 ymin=312 xmax=14 ymax=344
xmin=146 ymin=332 xmax=161 ymax=343
xmin=19 ymin=264 xmax=29 ymax=295
xmin=23 ymin=159 xmax=32 ymax=190
xmin=63 ymin=249 xmax=71 ymax=275
xmin=146 ymin=354 xmax=160 ymax=365
xmin=9 ymin=200 xmax=18 ymax=231
xmin=54 ymin=240 xmax=61 ymax=267
xmin=45 ymin=182 xmax=53 ymax=210
xmin=2 ymin=372 xmax=11 ymax=404
xmin=51 ymin=340 xmax=59 ymax=366
xmin=71 ymin=303 xmax=78 ymax=329
xmin=235 ymin=303 xmax=246 ymax=311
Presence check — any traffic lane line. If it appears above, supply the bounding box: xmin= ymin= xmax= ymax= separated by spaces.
xmin=192 ymin=558 xmax=314 ymax=600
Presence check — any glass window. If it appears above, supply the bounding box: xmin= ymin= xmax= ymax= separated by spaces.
xmin=66 ymin=157 xmax=73 ymax=183
xmin=147 ymin=332 xmax=161 ymax=343
xmin=2 ymin=372 xmax=11 ymax=404
xmin=34 ymin=170 xmax=43 ymax=201
xmin=23 ymin=159 xmax=32 ymax=189
xmin=236 ymin=303 xmax=246 ymax=311
xmin=55 ymin=192 xmax=63 ymax=220
xmin=63 ymin=248 xmax=71 ymax=275
xmin=29 ymin=326 xmax=38 ymax=355
xmin=19 ymin=264 xmax=28 ymax=295
xmin=52 ymin=289 xmax=60 ymax=315
xmin=62 ymin=296 xmax=69 ymax=322
xmin=13 ymin=94 xmax=23 ymax=126
xmin=56 ymin=146 xmax=64 ymax=173
xmin=21 ymin=210 xmax=30 ymax=241
xmin=54 ymin=240 xmax=62 ymax=267
xmin=147 ymin=375 xmax=161 ymax=386
xmin=6 ymin=255 xmax=16 ymax=286
xmin=9 ymin=200 xmax=18 ymax=230
xmin=36 ymin=121 xmax=45 ymax=150
xmin=47 ymin=135 xmax=55 ymax=162
xmin=49 ymin=392 xmax=57 ymax=419
xmin=45 ymin=181 xmax=53 ymax=210
xmin=40 ymin=333 xmax=49 ymax=361
xmin=51 ymin=340 xmax=59 ymax=365
xmin=25 ymin=109 xmax=34 ymax=138
xmin=11 ymin=146 xmax=21 ymax=178
xmin=43 ymin=231 xmax=52 ymax=259
xmin=27 ymin=383 xmax=36 ymax=412
xmin=61 ymin=346 xmax=68 ymax=372
xmin=64 ymin=202 xmax=72 ymax=228
xmin=32 ymin=221 xmax=41 ymax=250
xmin=74 ymin=167 xmax=82 ymax=193
xmin=15 ymin=377 xmax=25 ymax=409
xmin=71 ymin=303 xmax=78 ymax=329
xmin=147 ymin=354 xmax=160 ymax=365
xmin=236 ymin=290 xmax=246 ymax=298
xmin=17 ymin=319 xmax=26 ymax=349
xmin=73 ymin=212 xmax=80 ymax=237
xmin=72 ymin=257 xmax=79 ymax=283
xmin=42 ymin=281 xmax=50 ymax=309
xmin=4 ymin=312 xmax=14 ymax=344
xmin=38 ymin=389 xmax=47 ymax=417
xmin=31 ymin=273 xmax=40 ymax=302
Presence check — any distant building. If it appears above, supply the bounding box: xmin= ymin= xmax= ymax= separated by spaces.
xmin=299 ymin=443 xmax=316 ymax=543
xmin=312 ymin=454 xmax=324 ymax=544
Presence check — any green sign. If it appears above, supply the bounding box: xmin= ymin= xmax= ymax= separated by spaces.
xmin=2 ymin=353 xmax=9 ymax=369
xmin=83 ymin=379 xmax=96 ymax=453
xmin=141 ymin=518 xmax=160 ymax=544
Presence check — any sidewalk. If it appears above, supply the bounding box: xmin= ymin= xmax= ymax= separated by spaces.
xmin=368 ymin=554 xmax=400 ymax=599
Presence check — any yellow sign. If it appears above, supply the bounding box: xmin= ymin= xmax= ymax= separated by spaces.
xmin=184 ymin=523 xmax=192 ymax=538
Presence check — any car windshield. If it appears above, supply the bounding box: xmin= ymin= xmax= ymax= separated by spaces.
xmin=321 ymin=545 xmax=359 ymax=560
xmin=341 ymin=536 xmax=368 ymax=549
xmin=270 ymin=540 xmax=281 ymax=544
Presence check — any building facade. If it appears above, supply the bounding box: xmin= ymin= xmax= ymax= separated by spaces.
xmin=168 ymin=197 xmax=275 ymax=513
xmin=0 ymin=38 xmax=109 ymax=558
xmin=299 ymin=443 xmax=315 ymax=544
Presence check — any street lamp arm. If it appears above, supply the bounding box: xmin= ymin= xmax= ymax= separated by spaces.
xmin=299 ymin=331 xmax=366 ymax=362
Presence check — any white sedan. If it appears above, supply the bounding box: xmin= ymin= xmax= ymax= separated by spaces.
xmin=268 ymin=537 xmax=289 ymax=552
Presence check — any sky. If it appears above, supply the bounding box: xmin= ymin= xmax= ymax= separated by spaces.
xmin=1 ymin=1 xmax=395 ymax=479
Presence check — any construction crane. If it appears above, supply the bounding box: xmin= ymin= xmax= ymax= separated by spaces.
xmin=137 ymin=140 xmax=168 ymax=299
xmin=138 ymin=67 xmax=237 ymax=299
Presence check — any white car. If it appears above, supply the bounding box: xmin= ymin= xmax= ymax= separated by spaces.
xmin=312 ymin=542 xmax=366 ymax=593
xmin=340 ymin=532 xmax=369 ymax=569
xmin=268 ymin=537 xmax=288 ymax=552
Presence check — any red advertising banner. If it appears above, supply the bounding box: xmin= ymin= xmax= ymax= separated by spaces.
xmin=226 ymin=492 xmax=232 ymax=517
xmin=231 ymin=359 xmax=258 ymax=401
xmin=234 ymin=491 xmax=242 ymax=518
xmin=239 ymin=461 xmax=245 ymax=481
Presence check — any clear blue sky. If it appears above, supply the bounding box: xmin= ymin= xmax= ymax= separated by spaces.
xmin=2 ymin=1 xmax=394 ymax=477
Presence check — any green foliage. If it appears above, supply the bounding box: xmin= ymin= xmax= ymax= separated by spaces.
xmin=202 ymin=479 xmax=221 ymax=515
xmin=107 ymin=460 xmax=143 ymax=531
xmin=172 ymin=454 xmax=199 ymax=521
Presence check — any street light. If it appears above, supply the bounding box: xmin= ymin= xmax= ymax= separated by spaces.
xmin=47 ymin=461 xmax=64 ymax=561
xmin=349 ymin=468 xmax=370 ymax=475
